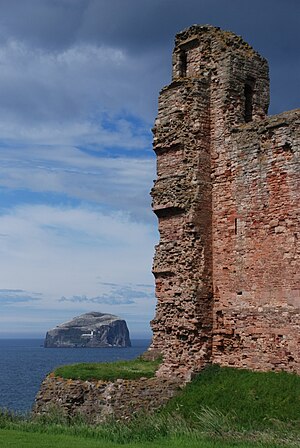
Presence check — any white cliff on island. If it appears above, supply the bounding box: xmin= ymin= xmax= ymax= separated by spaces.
xmin=44 ymin=312 xmax=131 ymax=348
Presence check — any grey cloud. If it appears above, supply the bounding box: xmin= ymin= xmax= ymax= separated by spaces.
xmin=59 ymin=282 xmax=154 ymax=306
xmin=0 ymin=289 xmax=24 ymax=293
xmin=135 ymin=283 xmax=153 ymax=288
xmin=1 ymin=1 xmax=299 ymax=59
xmin=0 ymin=0 xmax=170 ymax=52
xmin=0 ymin=0 xmax=298 ymax=119
xmin=0 ymin=0 xmax=88 ymax=50
xmin=0 ymin=0 xmax=298 ymax=133
xmin=111 ymin=286 xmax=153 ymax=300
xmin=97 ymin=281 xmax=119 ymax=287
xmin=0 ymin=40 xmax=162 ymax=126
xmin=59 ymin=295 xmax=135 ymax=305
xmin=0 ymin=289 xmax=42 ymax=305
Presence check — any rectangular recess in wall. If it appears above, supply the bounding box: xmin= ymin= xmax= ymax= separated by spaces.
xmin=154 ymin=206 xmax=185 ymax=219
xmin=235 ymin=218 xmax=238 ymax=235
xmin=244 ymin=77 xmax=256 ymax=123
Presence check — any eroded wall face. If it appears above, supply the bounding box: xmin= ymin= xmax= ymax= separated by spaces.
xmin=212 ymin=111 xmax=300 ymax=373
xmin=151 ymin=25 xmax=299 ymax=379
xmin=150 ymin=79 xmax=213 ymax=379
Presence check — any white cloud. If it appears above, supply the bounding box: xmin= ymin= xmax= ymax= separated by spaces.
xmin=0 ymin=151 xmax=156 ymax=221
xmin=0 ymin=203 xmax=157 ymax=335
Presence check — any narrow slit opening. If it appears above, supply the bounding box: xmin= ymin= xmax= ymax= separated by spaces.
xmin=234 ymin=218 xmax=238 ymax=235
xmin=179 ymin=50 xmax=187 ymax=77
xmin=244 ymin=82 xmax=254 ymax=122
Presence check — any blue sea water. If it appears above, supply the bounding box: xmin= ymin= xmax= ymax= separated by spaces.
xmin=0 ymin=339 xmax=150 ymax=413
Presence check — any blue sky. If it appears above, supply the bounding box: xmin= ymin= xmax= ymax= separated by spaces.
xmin=0 ymin=0 xmax=299 ymax=338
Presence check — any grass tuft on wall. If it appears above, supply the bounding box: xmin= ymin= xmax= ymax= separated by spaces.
xmin=54 ymin=357 xmax=161 ymax=381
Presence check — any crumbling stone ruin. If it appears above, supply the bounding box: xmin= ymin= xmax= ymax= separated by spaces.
xmin=33 ymin=26 xmax=299 ymax=421
xmin=149 ymin=25 xmax=300 ymax=380
xmin=34 ymin=374 xmax=180 ymax=422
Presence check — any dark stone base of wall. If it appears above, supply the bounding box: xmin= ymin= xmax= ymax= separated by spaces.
xmin=34 ymin=373 xmax=182 ymax=423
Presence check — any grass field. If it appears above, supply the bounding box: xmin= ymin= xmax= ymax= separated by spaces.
xmin=0 ymin=429 xmax=286 ymax=448
xmin=0 ymin=364 xmax=299 ymax=448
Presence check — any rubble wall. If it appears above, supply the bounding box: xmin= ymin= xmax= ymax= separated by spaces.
xmin=150 ymin=77 xmax=213 ymax=379
xmin=150 ymin=25 xmax=300 ymax=379
xmin=34 ymin=374 xmax=180 ymax=423
xmin=212 ymin=110 xmax=300 ymax=373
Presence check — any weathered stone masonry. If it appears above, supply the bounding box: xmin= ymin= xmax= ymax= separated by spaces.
xmin=150 ymin=25 xmax=299 ymax=379
xmin=34 ymin=374 xmax=180 ymax=422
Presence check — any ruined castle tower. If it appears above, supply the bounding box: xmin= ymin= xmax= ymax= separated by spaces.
xmin=150 ymin=25 xmax=300 ymax=379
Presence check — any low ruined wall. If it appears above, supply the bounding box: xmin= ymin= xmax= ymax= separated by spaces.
xmin=34 ymin=374 xmax=181 ymax=423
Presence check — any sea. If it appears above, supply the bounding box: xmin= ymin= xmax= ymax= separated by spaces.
xmin=0 ymin=338 xmax=150 ymax=413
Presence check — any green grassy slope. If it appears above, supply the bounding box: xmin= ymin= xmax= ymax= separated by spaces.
xmin=0 ymin=364 xmax=299 ymax=447
xmin=163 ymin=365 xmax=300 ymax=431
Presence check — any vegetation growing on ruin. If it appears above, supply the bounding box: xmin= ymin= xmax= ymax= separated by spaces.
xmin=54 ymin=357 xmax=161 ymax=381
xmin=0 ymin=366 xmax=299 ymax=447
xmin=163 ymin=364 xmax=300 ymax=432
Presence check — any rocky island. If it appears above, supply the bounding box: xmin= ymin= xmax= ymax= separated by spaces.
xmin=44 ymin=312 xmax=131 ymax=348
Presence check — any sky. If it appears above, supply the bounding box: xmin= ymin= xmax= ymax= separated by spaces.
xmin=0 ymin=0 xmax=299 ymax=339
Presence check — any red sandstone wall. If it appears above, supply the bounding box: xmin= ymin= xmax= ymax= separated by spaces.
xmin=212 ymin=110 xmax=300 ymax=373
xmin=150 ymin=78 xmax=213 ymax=379
xmin=150 ymin=25 xmax=299 ymax=379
